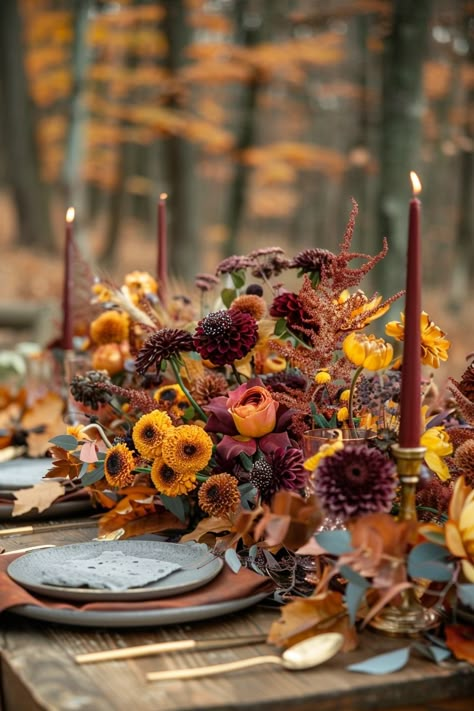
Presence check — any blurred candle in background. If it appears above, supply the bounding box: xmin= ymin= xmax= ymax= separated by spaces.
xmin=157 ymin=193 xmax=168 ymax=306
xmin=398 ymin=172 xmax=422 ymax=448
xmin=62 ymin=207 xmax=75 ymax=351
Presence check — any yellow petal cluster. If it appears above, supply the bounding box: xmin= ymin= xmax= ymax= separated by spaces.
xmin=445 ymin=476 xmax=474 ymax=582
xmin=420 ymin=426 xmax=453 ymax=481
xmin=343 ymin=332 xmax=393 ymax=371
xmin=304 ymin=438 xmax=344 ymax=472
xmin=385 ymin=311 xmax=450 ymax=368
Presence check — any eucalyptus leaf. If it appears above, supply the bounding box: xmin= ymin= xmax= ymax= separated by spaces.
xmin=347 ymin=647 xmax=411 ymax=675
xmin=182 ymin=406 xmax=196 ymax=422
xmin=408 ymin=542 xmax=454 ymax=581
xmin=315 ymin=530 xmax=352 ymax=556
xmin=49 ymin=434 xmax=78 ymax=451
xmin=239 ymin=452 xmax=254 ymax=472
xmin=340 ymin=565 xmax=370 ymax=589
xmin=230 ymin=269 xmax=246 ymax=289
xmin=412 ymin=641 xmax=451 ymax=664
xmin=224 ymin=548 xmax=242 ymax=574
xmin=81 ymin=464 xmax=105 ymax=486
xmin=274 ymin=318 xmax=287 ymax=337
xmin=160 ymin=493 xmax=187 ymax=523
xmin=457 ymin=584 xmax=474 ymax=610
xmin=345 ymin=580 xmax=367 ymax=625
xmin=239 ymin=482 xmax=257 ymax=509
xmin=221 ymin=288 xmax=236 ymax=308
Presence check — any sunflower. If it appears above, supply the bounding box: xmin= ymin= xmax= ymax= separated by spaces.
xmin=90 ymin=310 xmax=129 ymax=345
xmin=150 ymin=457 xmax=198 ymax=496
xmin=154 ymin=383 xmax=190 ymax=417
xmin=104 ymin=443 xmax=136 ymax=488
xmin=132 ymin=410 xmax=173 ymax=459
xmin=198 ymin=473 xmax=241 ymax=518
xmin=385 ymin=311 xmax=450 ymax=368
xmin=161 ymin=424 xmax=213 ymax=474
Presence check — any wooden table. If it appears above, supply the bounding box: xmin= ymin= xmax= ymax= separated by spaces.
xmin=1 ymin=521 xmax=474 ymax=711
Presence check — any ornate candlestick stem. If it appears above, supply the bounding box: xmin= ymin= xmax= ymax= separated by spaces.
xmin=369 ymin=444 xmax=439 ymax=636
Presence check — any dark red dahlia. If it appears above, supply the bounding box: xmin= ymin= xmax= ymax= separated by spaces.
xmin=270 ymin=292 xmax=314 ymax=335
xmin=193 ymin=309 xmax=258 ymax=367
xmin=249 ymin=447 xmax=307 ymax=504
xmin=135 ymin=328 xmax=194 ymax=373
xmin=315 ymin=444 xmax=396 ymax=522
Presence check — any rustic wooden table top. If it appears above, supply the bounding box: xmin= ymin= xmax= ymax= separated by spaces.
xmin=1 ymin=519 xmax=474 ymax=711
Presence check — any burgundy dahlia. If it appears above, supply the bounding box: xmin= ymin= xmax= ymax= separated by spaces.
xmin=249 ymin=447 xmax=308 ymax=504
xmin=193 ymin=309 xmax=258 ymax=367
xmin=270 ymin=291 xmax=313 ymax=334
xmin=135 ymin=328 xmax=194 ymax=373
xmin=315 ymin=444 xmax=396 ymax=521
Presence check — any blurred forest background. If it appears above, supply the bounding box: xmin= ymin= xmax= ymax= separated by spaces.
xmin=0 ymin=0 xmax=472 ymax=380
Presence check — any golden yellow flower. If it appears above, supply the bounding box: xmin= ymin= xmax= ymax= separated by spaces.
xmin=337 ymin=406 xmax=349 ymax=422
xmin=66 ymin=424 xmax=92 ymax=440
xmin=421 ymin=425 xmax=453 ymax=481
xmin=150 ymin=457 xmax=198 ymax=497
xmin=343 ymin=332 xmax=393 ymax=371
xmin=124 ymin=271 xmax=158 ymax=297
xmin=304 ymin=438 xmax=344 ymax=471
xmin=444 ymin=476 xmax=474 ymax=582
xmin=132 ymin=410 xmax=173 ymax=459
xmin=339 ymin=389 xmax=350 ymax=402
xmin=262 ymin=354 xmax=287 ymax=374
xmin=385 ymin=311 xmax=450 ymax=368
xmin=337 ymin=290 xmax=390 ymax=328
xmin=154 ymin=384 xmax=190 ymax=418
xmin=90 ymin=310 xmax=129 ymax=345
xmin=91 ymin=282 xmax=113 ymax=303
xmin=315 ymin=370 xmax=331 ymax=385
xmin=198 ymin=473 xmax=241 ymax=518
xmin=104 ymin=443 xmax=136 ymax=488
xmin=161 ymin=424 xmax=213 ymax=474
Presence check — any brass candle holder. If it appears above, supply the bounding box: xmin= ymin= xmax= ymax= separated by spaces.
xmin=369 ymin=444 xmax=440 ymax=637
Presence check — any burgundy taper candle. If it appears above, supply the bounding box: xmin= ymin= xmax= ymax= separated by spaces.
xmin=157 ymin=193 xmax=168 ymax=306
xmin=398 ymin=172 xmax=422 ymax=448
xmin=62 ymin=207 xmax=75 ymax=351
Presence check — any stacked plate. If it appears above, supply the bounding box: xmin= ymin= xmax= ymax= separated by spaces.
xmin=5 ymin=540 xmax=268 ymax=627
xmin=0 ymin=458 xmax=92 ymax=520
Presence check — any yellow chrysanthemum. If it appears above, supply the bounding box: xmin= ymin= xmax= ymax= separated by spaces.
xmin=339 ymin=389 xmax=350 ymax=402
xmin=150 ymin=457 xmax=198 ymax=497
xmin=90 ymin=310 xmax=129 ymax=345
xmin=337 ymin=406 xmax=350 ymax=422
xmin=444 ymin=476 xmax=474 ymax=582
xmin=343 ymin=331 xmax=393 ymax=371
xmin=91 ymin=282 xmax=113 ymax=303
xmin=304 ymin=439 xmax=344 ymax=472
xmin=385 ymin=311 xmax=450 ymax=368
xmin=154 ymin=383 xmax=190 ymax=418
xmin=132 ymin=410 xmax=173 ymax=459
xmin=198 ymin=473 xmax=241 ymax=518
xmin=421 ymin=425 xmax=453 ymax=481
xmin=66 ymin=424 xmax=91 ymax=440
xmin=104 ymin=443 xmax=136 ymax=488
xmin=124 ymin=271 xmax=158 ymax=297
xmin=315 ymin=370 xmax=331 ymax=385
xmin=161 ymin=424 xmax=213 ymax=474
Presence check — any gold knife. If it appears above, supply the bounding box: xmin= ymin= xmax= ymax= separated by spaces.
xmin=75 ymin=634 xmax=268 ymax=664
xmin=0 ymin=520 xmax=98 ymax=537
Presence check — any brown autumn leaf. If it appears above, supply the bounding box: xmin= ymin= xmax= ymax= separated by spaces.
xmin=45 ymin=445 xmax=82 ymax=480
xmin=21 ymin=392 xmax=65 ymax=457
xmin=12 ymin=480 xmax=65 ymax=517
xmin=445 ymin=625 xmax=474 ymax=664
xmin=180 ymin=515 xmax=234 ymax=545
xmin=268 ymin=589 xmax=357 ymax=653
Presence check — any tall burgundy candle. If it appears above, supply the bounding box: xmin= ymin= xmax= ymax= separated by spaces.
xmin=398 ymin=172 xmax=422 ymax=448
xmin=157 ymin=193 xmax=168 ymax=306
xmin=62 ymin=207 xmax=75 ymax=351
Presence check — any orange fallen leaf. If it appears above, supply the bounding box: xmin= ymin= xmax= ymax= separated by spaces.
xmin=12 ymin=480 xmax=65 ymax=517
xmin=445 ymin=625 xmax=474 ymax=664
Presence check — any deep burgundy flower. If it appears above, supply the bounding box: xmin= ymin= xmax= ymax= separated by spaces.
xmin=315 ymin=444 xmax=396 ymax=521
xmin=270 ymin=291 xmax=314 ymax=335
xmin=249 ymin=447 xmax=307 ymax=504
xmin=290 ymin=248 xmax=336 ymax=277
xmin=263 ymin=370 xmax=308 ymax=394
xmin=135 ymin=328 xmax=194 ymax=373
xmin=193 ymin=310 xmax=258 ymax=367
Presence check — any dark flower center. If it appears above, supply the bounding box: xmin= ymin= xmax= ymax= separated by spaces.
xmin=144 ymin=426 xmax=155 ymax=440
xmin=162 ymin=466 xmax=175 ymax=482
xmin=107 ymin=453 xmax=121 ymax=476
xmin=202 ymin=311 xmax=232 ymax=337
xmin=184 ymin=444 xmax=197 ymax=456
xmin=207 ymin=484 xmax=219 ymax=501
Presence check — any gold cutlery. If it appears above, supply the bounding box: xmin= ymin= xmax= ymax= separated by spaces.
xmin=0 ymin=520 xmax=98 ymax=537
xmin=1 ymin=544 xmax=56 ymax=555
xmin=75 ymin=634 xmax=268 ymax=664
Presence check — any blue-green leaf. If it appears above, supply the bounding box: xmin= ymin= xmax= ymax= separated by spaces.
xmin=160 ymin=494 xmax=187 ymax=523
xmin=239 ymin=482 xmax=257 ymax=509
xmin=408 ymin=542 xmax=453 ymax=581
xmin=239 ymin=452 xmax=254 ymax=472
xmin=225 ymin=548 xmax=242 ymax=574
xmin=457 ymin=584 xmax=474 ymax=610
xmin=347 ymin=647 xmax=411 ymax=675
xmin=49 ymin=435 xmax=78 ymax=451
xmin=345 ymin=580 xmax=367 ymax=625
xmin=412 ymin=641 xmax=451 ymax=664
xmin=81 ymin=464 xmax=105 ymax=486
xmin=230 ymin=269 xmax=246 ymax=290
xmin=315 ymin=530 xmax=352 ymax=556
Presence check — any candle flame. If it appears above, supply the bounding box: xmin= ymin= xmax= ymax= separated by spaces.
xmin=66 ymin=207 xmax=75 ymax=223
xmin=159 ymin=192 xmax=168 ymax=200
xmin=410 ymin=171 xmax=422 ymax=195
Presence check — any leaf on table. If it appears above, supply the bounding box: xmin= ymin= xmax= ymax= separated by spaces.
xmin=445 ymin=624 xmax=474 ymax=664
xmin=180 ymin=514 xmax=233 ymax=544
xmin=21 ymin=393 xmax=65 ymax=457
xmin=346 ymin=647 xmax=411 ymax=675
xmin=268 ymin=589 xmax=357 ymax=653
xmin=12 ymin=480 xmax=65 ymax=517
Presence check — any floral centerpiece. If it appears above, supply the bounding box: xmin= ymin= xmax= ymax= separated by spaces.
xmin=46 ymin=201 xmax=474 ymax=664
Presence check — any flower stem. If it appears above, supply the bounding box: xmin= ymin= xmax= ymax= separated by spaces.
xmin=170 ymin=358 xmax=208 ymax=422
xmin=348 ymin=365 xmax=363 ymax=433
xmin=231 ymin=363 xmax=243 ymax=384
xmin=81 ymin=423 xmax=114 ymax=448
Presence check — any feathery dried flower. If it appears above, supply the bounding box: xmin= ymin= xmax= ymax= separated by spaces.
xmin=215 ymin=255 xmax=254 ymax=276
xmin=69 ymin=370 xmax=112 ymax=411
xmin=195 ymin=273 xmax=220 ymax=292
xmin=135 ymin=329 xmax=194 ymax=373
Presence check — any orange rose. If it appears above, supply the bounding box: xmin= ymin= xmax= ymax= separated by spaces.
xmin=227 ymin=384 xmax=278 ymax=438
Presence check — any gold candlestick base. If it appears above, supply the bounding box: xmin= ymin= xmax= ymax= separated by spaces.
xmin=369 ymin=444 xmax=440 ymax=637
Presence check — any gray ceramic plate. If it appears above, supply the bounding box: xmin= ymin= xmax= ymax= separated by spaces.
xmin=7 ymin=540 xmax=223 ymax=602
xmin=0 ymin=458 xmax=51 ymax=491
xmin=8 ymin=591 xmax=269 ymax=628
xmin=0 ymin=498 xmax=93 ymax=521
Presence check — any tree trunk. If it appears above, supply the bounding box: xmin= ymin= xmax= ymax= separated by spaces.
xmin=375 ymin=0 xmax=433 ymax=299
xmin=163 ymin=0 xmax=198 ymax=283
xmin=0 ymin=0 xmax=55 ymax=250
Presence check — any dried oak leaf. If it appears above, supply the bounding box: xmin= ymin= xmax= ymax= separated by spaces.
xmin=445 ymin=624 xmax=474 ymax=664
xmin=45 ymin=445 xmax=82 ymax=480
xmin=21 ymin=393 xmax=65 ymax=457
xmin=268 ymin=589 xmax=357 ymax=653
xmin=12 ymin=480 xmax=65 ymax=517
xmin=180 ymin=514 xmax=234 ymax=547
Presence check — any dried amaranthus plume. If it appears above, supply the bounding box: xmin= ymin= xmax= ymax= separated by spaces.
xmin=449 ymin=378 xmax=474 ymax=425
xmin=103 ymin=382 xmax=160 ymax=416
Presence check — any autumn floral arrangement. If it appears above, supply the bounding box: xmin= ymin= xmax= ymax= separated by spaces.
xmin=45 ymin=201 xmax=474 ymax=662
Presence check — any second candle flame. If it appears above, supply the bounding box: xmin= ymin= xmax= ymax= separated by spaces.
xmin=410 ymin=171 xmax=422 ymax=196
xmin=66 ymin=206 xmax=75 ymax=223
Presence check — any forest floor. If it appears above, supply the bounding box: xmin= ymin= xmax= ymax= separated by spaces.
xmin=0 ymin=190 xmax=471 ymax=390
